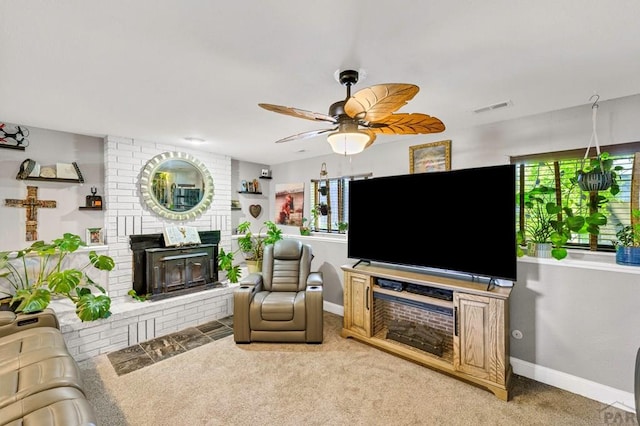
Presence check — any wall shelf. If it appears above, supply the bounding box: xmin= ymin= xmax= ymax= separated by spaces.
xmin=1 ymin=145 xmax=26 ymax=151
xmin=238 ymin=191 xmax=262 ymax=195
xmin=259 ymin=176 xmax=272 ymax=180
xmin=79 ymin=206 xmax=103 ymax=211
xmin=19 ymin=177 xmax=84 ymax=184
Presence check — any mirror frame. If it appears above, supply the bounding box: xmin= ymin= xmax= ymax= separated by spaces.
xmin=140 ymin=151 xmax=214 ymax=221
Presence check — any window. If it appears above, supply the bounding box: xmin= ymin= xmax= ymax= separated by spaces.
xmin=310 ymin=173 xmax=372 ymax=233
xmin=512 ymin=143 xmax=640 ymax=252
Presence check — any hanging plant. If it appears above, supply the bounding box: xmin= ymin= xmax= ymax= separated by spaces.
xmin=576 ymin=152 xmax=620 ymax=193
xmin=575 ymin=95 xmax=621 ymax=194
xmin=318 ymin=203 xmax=329 ymax=216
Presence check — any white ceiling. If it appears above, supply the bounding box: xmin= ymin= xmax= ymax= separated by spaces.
xmin=1 ymin=1 xmax=640 ymax=165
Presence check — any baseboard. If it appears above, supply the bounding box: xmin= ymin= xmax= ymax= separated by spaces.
xmin=511 ymin=357 xmax=636 ymax=414
xmin=323 ymin=301 xmax=343 ymax=316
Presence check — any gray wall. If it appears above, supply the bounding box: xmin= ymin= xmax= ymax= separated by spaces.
xmin=0 ymin=126 xmax=105 ymax=251
xmin=261 ymin=93 xmax=640 ymax=406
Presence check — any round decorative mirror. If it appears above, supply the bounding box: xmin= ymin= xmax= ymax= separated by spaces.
xmin=140 ymin=152 xmax=214 ymax=221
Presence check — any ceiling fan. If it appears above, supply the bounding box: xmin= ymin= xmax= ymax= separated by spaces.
xmin=259 ymin=69 xmax=445 ymax=155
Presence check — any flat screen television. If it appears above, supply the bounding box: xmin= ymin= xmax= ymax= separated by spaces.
xmin=347 ymin=164 xmax=517 ymax=282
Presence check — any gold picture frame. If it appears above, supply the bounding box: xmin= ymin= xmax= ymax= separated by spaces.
xmin=409 ymin=140 xmax=451 ymax=173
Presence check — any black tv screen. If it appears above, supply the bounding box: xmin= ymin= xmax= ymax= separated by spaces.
xmin=348 ymin=164 xmax=517 ymax=281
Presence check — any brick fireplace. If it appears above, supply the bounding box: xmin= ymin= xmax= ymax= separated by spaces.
xmin=50 ymin=136 xmax=236 ymax=363
xmin=129 ymin=231 xmax=221 ymax=299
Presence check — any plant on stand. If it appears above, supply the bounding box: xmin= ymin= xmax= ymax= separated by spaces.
xmin=0 ymin=233 xmax=115 ymax=321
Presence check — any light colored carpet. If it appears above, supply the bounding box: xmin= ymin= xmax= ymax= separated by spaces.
xmin=79 ymin=312 xmax=629 ymax=426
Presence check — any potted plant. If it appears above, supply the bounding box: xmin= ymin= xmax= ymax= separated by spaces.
xmin=575 ymin=152 xmax=622 ymax=194
xmin=337 ymin=221 xmax=348 ymax=234
xmin=520 ymin=185 xmax=607 ymax=260
xmin=521 ymin=185 xmax=556 ymax=257
xmin=0 ymin=233 xmax=115 ymax=321
xmin=612 ymin=209 xmax=640 ymax=266
xmin=299 ymin=218 xmax=311 ymax=236
xmin=318 ymin=203 xmax=329 ymax=216
xmin=236 ymin=220 xmax=283 ymax=272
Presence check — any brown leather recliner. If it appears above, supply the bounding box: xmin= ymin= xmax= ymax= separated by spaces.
xmin=233 ymin=239 xmax=323 ymax=343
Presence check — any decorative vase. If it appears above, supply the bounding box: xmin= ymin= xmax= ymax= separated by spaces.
xmin=527 ymin=242 xmax=552 ymax=258
xmin=615 ymin=247 xmax=640 ymax=266
xmin=246 ymin=259 xmax=262 ymax=273
xmin=577 ymin=170 xmax=613 ymax=192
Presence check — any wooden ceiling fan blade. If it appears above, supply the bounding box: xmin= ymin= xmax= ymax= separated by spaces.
xmin=259 ymin=103 xmax=336 ymax=123
xmin=344 ymin=84 xmax=420 ymax=123
xmin=274 ymin=127 xmax=337 ymax=144
xmin=368 ymin=113 xmax=446 ymax=135
xmin=364 ymin=131 xmax=377 ymax=149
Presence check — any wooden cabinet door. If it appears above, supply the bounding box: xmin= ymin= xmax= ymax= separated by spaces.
xmin=453 ymin=293 xmax=507 ymax=385
xmin=343 ymin=272 xmax=372 ymax=337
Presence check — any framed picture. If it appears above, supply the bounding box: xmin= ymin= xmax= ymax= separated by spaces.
xmin=86 ymin=227 xmax=104 ymax=246
xmin=275 ymin=182 xmax=304 ymax=226
xmin=409 ymin=140 xmax=451 ymax=173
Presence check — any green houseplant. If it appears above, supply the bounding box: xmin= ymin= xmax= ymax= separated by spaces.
xmin=236 ymin=220 xmax=283 ymax=272
xmin=612 ymin=209 xmax=640 ymax=266
xmin=575 ymin=152 xmax=622 ymax=195
xmin=217 ymin=247 xmax=242 ymax=283
xmin=299 ymin=218 xmax=311 ymax=236
xmin=547 ymin=205 xmax=605 ymax=260
xmin=519 ymin=184 xmax=607 ymax=260
xmin=521 ymin=186 xmax=556 ymax=257
xmin=337 ymin=221 xmax=349 ymax=234
xmin=0 ymin=233 xmax=115 ymax=321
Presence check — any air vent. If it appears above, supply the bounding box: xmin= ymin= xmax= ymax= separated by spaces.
xmin=473 ymin=100 xmax=513 ymax=114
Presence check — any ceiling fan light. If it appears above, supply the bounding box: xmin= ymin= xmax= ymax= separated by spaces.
xmin=327 ymin=131 xmax=370 ymax=155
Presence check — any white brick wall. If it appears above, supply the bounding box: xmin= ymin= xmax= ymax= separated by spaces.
xmin=103 ymin=136 xmax=233 ymax=301
xmin=52 ymin=286 xmax=235 ymax=362
xmin=53 ymin=136 xmax=236 ymax=362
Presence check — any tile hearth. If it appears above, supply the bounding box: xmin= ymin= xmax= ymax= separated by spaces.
xmin=107 ymin=316 xmax=234 ymax=376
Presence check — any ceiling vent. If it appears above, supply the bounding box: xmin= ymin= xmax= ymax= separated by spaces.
xmin=473 ymin=100 xmax=513 ymax=114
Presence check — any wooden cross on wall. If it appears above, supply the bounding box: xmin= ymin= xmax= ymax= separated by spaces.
xmin=5 ymin=186 xmax=57 ymax=241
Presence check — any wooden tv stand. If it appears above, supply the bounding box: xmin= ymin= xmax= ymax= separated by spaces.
xmin=341 ymin=263 xmax=512 ymax=400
